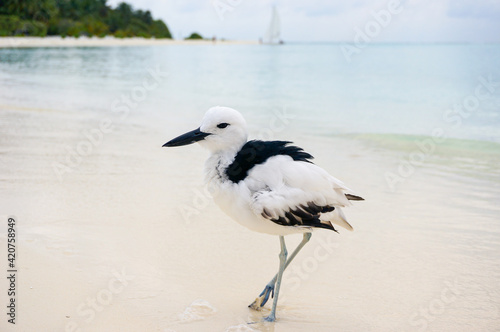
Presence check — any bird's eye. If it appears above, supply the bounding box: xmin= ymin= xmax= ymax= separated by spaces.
xmin=217 ymin=123 xmax=230 ymax=129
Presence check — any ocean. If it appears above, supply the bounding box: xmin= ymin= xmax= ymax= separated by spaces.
xmin=1 ymin=43 xmax=499 ymax=186
xmin=1 ymin=43 xmax=499 ymax=139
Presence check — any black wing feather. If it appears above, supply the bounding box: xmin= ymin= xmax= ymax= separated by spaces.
xmin=225 ymin=140 xmax=314 ymax=183
xmin=264 ymin=201 xmax=338 ymax=233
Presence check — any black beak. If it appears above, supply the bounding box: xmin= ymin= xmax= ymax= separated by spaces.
xmin=162 ymin=127 xmax=211 ymax=147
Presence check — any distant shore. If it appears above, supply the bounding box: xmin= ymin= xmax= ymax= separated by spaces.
xmin=0 ymin=36 xmax=259 ymax=48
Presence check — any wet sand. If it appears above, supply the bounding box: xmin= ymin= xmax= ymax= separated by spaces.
xmin=0 ymin=104 xmax=499 ymax=331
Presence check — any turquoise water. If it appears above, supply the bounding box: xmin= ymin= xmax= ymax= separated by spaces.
xmin=1 ymin=43 xmax=499 ymax=144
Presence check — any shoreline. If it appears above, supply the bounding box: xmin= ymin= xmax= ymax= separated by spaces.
xmin=0 ymin=36 xmax=259 ymax=48
xmin=1 ymin=104 xmax=499 ymax=331
xmin=1 ymin=44 xmax=499 ymax=332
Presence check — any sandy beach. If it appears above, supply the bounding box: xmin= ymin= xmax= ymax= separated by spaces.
xmin=0 ymin=43 xmax=499 ymax=332
xmin=0 ymin=36 xmax=258 ymax=49
xmin=0 ymin=103 xmax=498 ymax=332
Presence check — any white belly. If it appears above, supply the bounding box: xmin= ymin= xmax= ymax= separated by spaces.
xmin=211 ymin=181 xmax=309 ymax=236
xmin=204 ymin=151 xmax=310 ymax=236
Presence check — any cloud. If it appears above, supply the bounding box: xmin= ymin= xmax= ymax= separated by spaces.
xmin=107 ymin=0 xmax=500 ymax=42
xmin=448 ymin=0 xmax=500 ymax=20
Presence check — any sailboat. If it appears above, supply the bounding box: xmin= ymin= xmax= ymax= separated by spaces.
xmin=263 ymin=6 xmax=283 ymax=45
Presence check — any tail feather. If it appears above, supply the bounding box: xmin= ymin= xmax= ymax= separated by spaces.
xmin=345 ymin=194 xmax=364 ymax=201
xmin=328 ymin=208 xmax=354 ymax=231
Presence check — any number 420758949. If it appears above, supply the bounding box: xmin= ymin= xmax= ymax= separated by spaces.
xmin=7 ymin=217 xmax=16 ymax=269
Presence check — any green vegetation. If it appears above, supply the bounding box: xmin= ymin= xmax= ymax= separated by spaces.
xmin=0 ymin=0 xmax=171 ymax=38
xmin=185 ymin=32 xmax=203 ymax=40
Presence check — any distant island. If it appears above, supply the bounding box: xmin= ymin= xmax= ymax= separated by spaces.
xmin=185 ymin=32 xmax=203 ymax=40
xmin=0 ymin=0 xmax=172 ymax=38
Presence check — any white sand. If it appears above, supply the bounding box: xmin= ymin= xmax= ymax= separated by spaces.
xmin=0 ymin=104 xmax=499 ymax=331
xmin=0 ymin=36 xmax=258 ymax=48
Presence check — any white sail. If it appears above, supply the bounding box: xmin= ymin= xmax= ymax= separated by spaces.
xmin=264 ymin=6 xmax=282 ymax=44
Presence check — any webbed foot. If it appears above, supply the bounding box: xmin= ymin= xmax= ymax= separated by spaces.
xmin=263 ymin=314 xmax=276 ymax=322
xmin=248 ymin=284 xmax=274 ymax=310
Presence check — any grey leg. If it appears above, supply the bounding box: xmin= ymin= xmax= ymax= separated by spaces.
xmin=264 ymin=235 xmax=288 ymax=322
xmin=249 ymin=232 xmax=312 ymax=309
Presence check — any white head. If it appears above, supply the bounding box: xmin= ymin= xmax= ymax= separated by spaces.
xmin=163 ymin=106 xmax=248 ymax=153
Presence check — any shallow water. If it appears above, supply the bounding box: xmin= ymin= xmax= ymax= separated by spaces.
xmin=0 ymin=44 xmax=499 ymax=331
xmin=1 ymin=43 xmax=499 ymax=141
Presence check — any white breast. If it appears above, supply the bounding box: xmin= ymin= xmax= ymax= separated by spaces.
xmin=204 ymin=153 xmax=311 ymax=235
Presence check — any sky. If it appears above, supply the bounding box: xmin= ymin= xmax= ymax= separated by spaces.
xmin=108 ymin=0 xmax=500 ymax=42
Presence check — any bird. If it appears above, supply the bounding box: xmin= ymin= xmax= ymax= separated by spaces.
xmin=162 ymin=106 xmax=363 ymax=322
